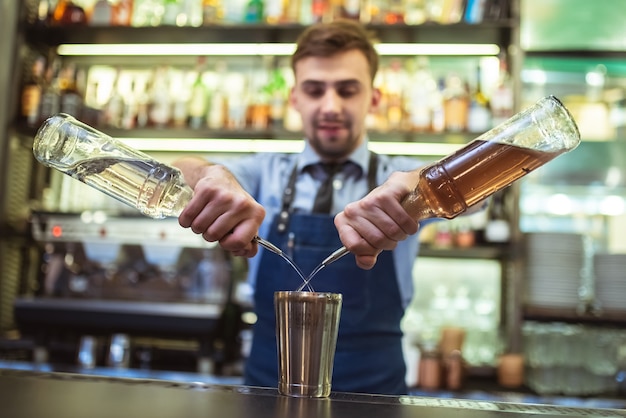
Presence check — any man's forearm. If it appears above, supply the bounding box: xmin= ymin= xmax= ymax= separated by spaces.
xmin=172 ymin=156 xmax=216 ymax=189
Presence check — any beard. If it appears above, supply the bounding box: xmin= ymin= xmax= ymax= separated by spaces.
xmin=307 ymin=112 xmax=361 ymax=160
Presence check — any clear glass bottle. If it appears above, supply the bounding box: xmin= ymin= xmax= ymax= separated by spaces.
xmin=90 ymin=0 xmax=113 ymax=26
xmin=33 ymin=113 xmax=193 ymax=219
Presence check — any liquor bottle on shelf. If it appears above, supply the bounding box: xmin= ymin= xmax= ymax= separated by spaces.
xmin=112 ymin=0 xmax=134 ymax=26
xmin=132 ymin=0 xmax=164 ymax=26
xmin=202 ymin=0 xmax=223 ymax=24
xmin=299 ymin=0 xmax=314 ymax=23
xmin=51 ymin=0 xmax=87 ymax=25
xmin=33 ymin=0 xmax=53 ymax=26
xmin=268 ymin=68 xmax=288 ymax=129
xmin=135 ymin=76 xmax=151 ymax=128
xmin=311 ymin=0 xmax=328 ymax=22
xmin=484 ymin=191 xmax=511 ymax=244
xmin=180 ymin=0 xmax=203 ymax=26
xmin=385 ymin=0 xmax=405 ymax=24
xmin=284 ymin=0 xmax=301 ymax=23
xmin=59 ymin=64 xmax=84 ymax=119
xmin=364 ymin=0 xmax=387 ymax=24
xmin=404 ymin=0 xmax=426 ymax=24
xmin=336 ymin=0 xmax=361 ymax=20
xmin=39 ymin=58 xmax=61 ymax=124
xmin=264 ymin=0 xmax=285 ymax=24
xmin=207 ymin=61 xmax=228 ymax=130
xmin=188 ymin=57 xmax=209 ymax=129
xmin=89 ymin=0 xmax=113 ymax=25
xmin=21 ymin=55 xmax=45 ymax=127
xmin=464 ymin=0 xmax=486 ymax=23
xmin=385 ymin=60 xmax=407 ymax=130
xmin=467 ymin=64 xmax=491 ymax=133
xmin=121 ymin=78 xmax=140 ymax=129
xmin=244 ymin=0 xmax=264 ymax=23
xmin=407 ymin=57 xmax=436 ymax=132
xmin=104 ymin=69 xmax=125 ymax=128
xmin=443 ymin=73 xmax=469 ymax=133
xmin=430 ymin=77 xmax=446 ymax=133
xmin=225 ymin=72 xmax=248 ymax=130
xmin=162 ymin=0 xmax=183 ymax=25
xmin=491 ymin=54 xmax=514 ymax=128
xmin=171 ymin=71 xmax=191 ymax=128
xmin=148 ymin=66 xmax=173 ymax=128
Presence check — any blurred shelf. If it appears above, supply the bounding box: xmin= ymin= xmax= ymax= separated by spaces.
xmin=24 ymin=22 xmax=517 ymax=47
xmin=17 ymin=124 xmax=476 ymax=156
xmin=524 ymin=50 xmax=626 ymax=59
xmin=18 ymin=123 xmax=478 ymax=143
xmin=420 ymin=245 xmax=507 ymax=259
xmin=523 ymin=305 xmax=626 ymax=325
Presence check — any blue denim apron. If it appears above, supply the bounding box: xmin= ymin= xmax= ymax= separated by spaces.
xmin=244 ymin=154 xmax=407 ymax=395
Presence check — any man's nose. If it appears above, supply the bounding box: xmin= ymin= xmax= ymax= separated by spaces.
xmin=320 ymin=90 xmax=341 ymax=114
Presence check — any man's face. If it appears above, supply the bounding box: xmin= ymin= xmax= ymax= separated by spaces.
xmin=290 ymin=49 xmax=380 ymax=160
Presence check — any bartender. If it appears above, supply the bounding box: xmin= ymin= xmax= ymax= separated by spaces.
xmin=174 ymin=20 xmax=426 ymax=395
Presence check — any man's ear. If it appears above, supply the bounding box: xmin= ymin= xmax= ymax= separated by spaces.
xmin=288 ymin=86 xmax=297 ymax=108
xmin=370 ymin=87 xmax=382 ymax=110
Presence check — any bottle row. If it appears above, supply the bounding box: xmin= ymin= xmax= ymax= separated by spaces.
xmin=20 ymin=53 xmax=515 ymax=134
xmin=30 ymin=0 xmax=510 ymax=28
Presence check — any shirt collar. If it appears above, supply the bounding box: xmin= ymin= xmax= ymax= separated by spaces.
xmin=297 ymin=137 xmax=371 ymax=176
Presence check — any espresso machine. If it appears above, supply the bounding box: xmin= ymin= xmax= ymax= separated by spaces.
xmin=14 ymin=211 xmax=247 ymax=376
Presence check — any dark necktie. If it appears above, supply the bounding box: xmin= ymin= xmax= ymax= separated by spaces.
xmin=312 ymin=162 xmax=343 ymax=214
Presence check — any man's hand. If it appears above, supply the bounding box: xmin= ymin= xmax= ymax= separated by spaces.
xmin=176 ymin=163 xmax=265 ymax=257
xmin=334 ymin=171 xmax=420 ymax=270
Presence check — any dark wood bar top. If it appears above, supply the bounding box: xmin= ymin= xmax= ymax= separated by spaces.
xmin=1 ymin=368 xmax=625 ymax=418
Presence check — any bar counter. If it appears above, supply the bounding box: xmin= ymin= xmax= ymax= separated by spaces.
xmin=1 ymin=368 xmax=625 ymax=418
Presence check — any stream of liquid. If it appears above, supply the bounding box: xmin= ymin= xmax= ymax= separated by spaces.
xmin=295 ymin=264 xmax=325 ymax=292
xmin=254 ymin=237 xmax=314 ymax=292
xmin=279 ymin=252 xmax=315 ymax=292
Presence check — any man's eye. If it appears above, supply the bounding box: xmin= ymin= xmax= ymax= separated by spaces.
xmin=338 ymin=87 xmax=358 ymax=98
xmin=304 ymin=88 xmax=324 ymax=98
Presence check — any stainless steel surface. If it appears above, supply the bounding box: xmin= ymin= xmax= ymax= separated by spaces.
xmin=1 ymin=368 xmax=626 ymax=418
xmin=14 ymin=297 xmax=221 ymax=338
xmin=275 ymin=291 xmax=342 ymax=397
xmin=253 ymin=236 xmax=283 ymax=256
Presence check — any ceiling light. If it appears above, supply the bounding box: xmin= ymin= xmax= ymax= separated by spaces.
xmin=118 ymin=138 xmax=462 ymax=157
xmin=57 ymin=42 xmax=500 ymax=57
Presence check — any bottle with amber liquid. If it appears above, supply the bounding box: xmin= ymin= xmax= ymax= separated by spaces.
xmin=401 ymin=96 xmax=581 ymax=223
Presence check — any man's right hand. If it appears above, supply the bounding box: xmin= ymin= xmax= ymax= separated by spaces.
xmin=176 ymin=162 xmax=266 ymax=257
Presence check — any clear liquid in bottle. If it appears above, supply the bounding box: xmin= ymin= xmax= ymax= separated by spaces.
xmin=33 ymin=113 xmax=193 ymax=218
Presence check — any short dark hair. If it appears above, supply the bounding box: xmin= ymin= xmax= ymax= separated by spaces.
xmin=291 ymin=19 xmax=380 ymax=82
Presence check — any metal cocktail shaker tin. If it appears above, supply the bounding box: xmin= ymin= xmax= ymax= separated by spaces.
xmin=275 ymin=291 xmax=342 ymax=397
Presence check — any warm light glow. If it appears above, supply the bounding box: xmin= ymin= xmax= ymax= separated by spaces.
xmin=57 ymin=42 xmax=500 ymax=57
xmin=118 ymin=138 xmax=462 ymax=157
xmin=375 ymin=43 xmax=500 ymax=56
xmin=546 ymin=194 xmax=573 ymax=215
xmin=51 ymin=225 xmax=63 ymax=238
xmin=599 ymin=195 xmax=625 ymax=216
